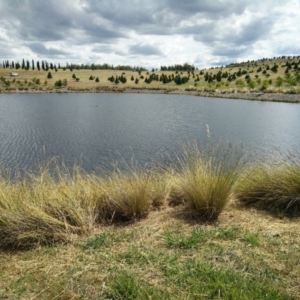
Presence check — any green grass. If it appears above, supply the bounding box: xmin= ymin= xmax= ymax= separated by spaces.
xmin=163 ymin=226 xmax=240 ymax=249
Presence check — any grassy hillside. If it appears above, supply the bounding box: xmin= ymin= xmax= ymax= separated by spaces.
xmin=0 ymin=56 xmax=300 ymax=93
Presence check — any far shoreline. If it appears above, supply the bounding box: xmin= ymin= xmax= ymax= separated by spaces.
xmin=0 ymin=87 xmax=300 ymax=103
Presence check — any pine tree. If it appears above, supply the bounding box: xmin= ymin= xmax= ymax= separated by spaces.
xmin=32 ymin=60 xmax=35 ymax=70
xmin=22 ymin=59 xmax=25 ymax=69
xmin=37 ymin=61 xmax=40 ymax=71
xmin=47 ymin=71 xmax=52 ymax=79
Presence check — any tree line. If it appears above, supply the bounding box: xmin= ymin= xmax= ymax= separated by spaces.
xmin=1 ymin=60 xmax=148 ymax=72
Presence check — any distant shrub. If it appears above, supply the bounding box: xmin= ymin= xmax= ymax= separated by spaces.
xmin=248 ymin=80 xmax=256 ymax=89
xmin=54 ymin=80 xmax=62 ymax=87
xmin=235 ymin=79 xmax=245 ymax=88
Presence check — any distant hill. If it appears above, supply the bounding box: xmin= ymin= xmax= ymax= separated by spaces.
xmin=0 ymin=56 xmax=299 ymax=94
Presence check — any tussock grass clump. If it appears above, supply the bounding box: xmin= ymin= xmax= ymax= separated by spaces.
xmin=236 ymin=154 xmax=300 ymax=216
xmin=0 ymin=166 xmax=98 ymax=249
xmin=169 ymin=143 xmax=244 ymax=221
xmin=98 ymin=168 xmax=169 ymax=222
xmin=0 ymin=162 xmax=169 ymax=249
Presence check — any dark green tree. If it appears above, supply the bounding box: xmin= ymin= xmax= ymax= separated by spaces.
xmin=54 ymin=79 xmax=62 ymax=87
xmin=47 ymin=71 xmax=52 ymax=79
xmin=22 ymin=59 xmax=25 ymax=69
xmin=37 ymin=61 xmax=40 ymax=71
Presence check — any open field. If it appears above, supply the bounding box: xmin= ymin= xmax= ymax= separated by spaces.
xmin=0 ymin=145 xmax=299 ymax=299
xmin=1 ymin=56 xmax=300 ymax=102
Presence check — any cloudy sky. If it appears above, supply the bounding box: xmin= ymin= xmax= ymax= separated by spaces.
xmin=0 ymin=0 xmax=300 ymax=69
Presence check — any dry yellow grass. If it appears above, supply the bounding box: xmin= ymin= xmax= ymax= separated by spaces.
xmin=0 ymin=56 xmax=299 ymax=94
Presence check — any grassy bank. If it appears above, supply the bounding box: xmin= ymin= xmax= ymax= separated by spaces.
xmin=0 ymin=145 xmax=300 ymax=299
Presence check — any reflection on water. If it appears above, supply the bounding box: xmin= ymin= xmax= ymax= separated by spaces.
xmin=0 ymin=93 xmax=300 ymax=172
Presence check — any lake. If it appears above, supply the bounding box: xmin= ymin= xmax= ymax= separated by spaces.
xmin=0 ymin=92 xmax=300 ymax=173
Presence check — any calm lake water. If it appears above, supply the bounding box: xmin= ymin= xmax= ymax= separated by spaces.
xmin=0 ymin=93 xmax=300 ymax=173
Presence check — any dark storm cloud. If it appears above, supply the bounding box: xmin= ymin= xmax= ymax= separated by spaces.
xmin=212 ymin=45 xmax=251 ymax=58
xmin=0 ymin=0 xmax=125 ymax=43
xmin=164 ymin=0 xmax=248 ymax=16
xmin=83 ymin=0 xmax=252 ymax=35
xmin=188 ymin=15 xmax=274 ymax=58
xmin=27 ymin=43 xmax=66 ymax=56
xmin=129 ymin=44 xmax=163 ymax=56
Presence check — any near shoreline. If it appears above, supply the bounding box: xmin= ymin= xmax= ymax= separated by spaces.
xmin=1 ymin=87 xmax=300 ymax=103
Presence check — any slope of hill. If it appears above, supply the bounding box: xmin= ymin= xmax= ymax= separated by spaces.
xmin=0 ymin=56 xmax=300 ymax=102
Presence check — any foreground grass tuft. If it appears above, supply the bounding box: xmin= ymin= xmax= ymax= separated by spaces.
xmin=169 ymin=143 xmax=244 ymax=221
xmin=98 ymin=169 xmax=168 ymax=222
xmin=0 ymin=163 xmax=169 ymax=249
xmin=236 ymin=153 xmax=300 ymax=216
